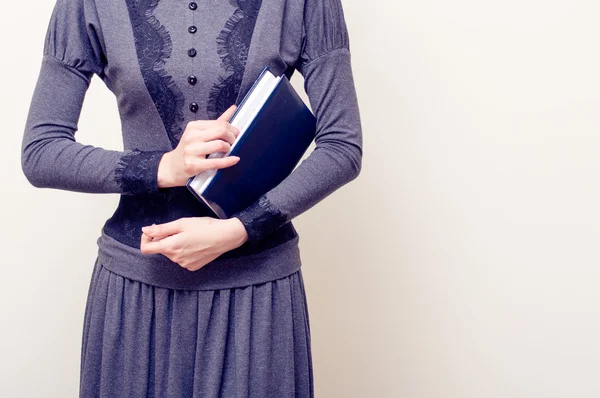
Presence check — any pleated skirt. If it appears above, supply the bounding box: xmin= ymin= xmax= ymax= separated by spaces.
xmin=79 ymin=258 xmax=314 ymax=397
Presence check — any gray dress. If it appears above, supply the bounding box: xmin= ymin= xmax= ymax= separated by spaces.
xmin=22 ymin=0 xmax=362 ymax=395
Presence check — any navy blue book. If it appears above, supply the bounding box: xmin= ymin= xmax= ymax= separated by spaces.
xmin=186 ymin=66 xmax=317 ymax=219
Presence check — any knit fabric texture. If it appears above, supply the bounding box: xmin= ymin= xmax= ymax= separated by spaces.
xmin=22 ymin=0 xmax=363 ymax=289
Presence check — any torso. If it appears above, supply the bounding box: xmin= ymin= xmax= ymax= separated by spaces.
xmin=95 ymin=0 xmax=304 ymax=254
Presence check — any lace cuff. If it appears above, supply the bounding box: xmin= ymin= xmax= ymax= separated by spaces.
xmin=231 ymin=195 xmax=289 ymax=243
xmin=115 ymin=149 xmax=166 ymax=195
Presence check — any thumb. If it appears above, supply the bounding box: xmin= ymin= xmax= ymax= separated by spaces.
xmin=142 ymin=220 xmax=184 ymax=238
xmin=217 ymin=104 xmax=237 ymax=122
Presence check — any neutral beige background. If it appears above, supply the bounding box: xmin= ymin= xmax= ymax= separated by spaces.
xmin=3 ymin=0 xmax=600 ymax=397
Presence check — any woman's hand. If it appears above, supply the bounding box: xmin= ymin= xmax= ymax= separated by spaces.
xmin=140 ymin=217 xmax=249 ymax=271
xmin=157 ymin=105 xmax=241 ymax=188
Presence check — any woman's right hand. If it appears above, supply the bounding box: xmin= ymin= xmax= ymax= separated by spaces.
xmin=157 ymin=105 xmax=241 ymax=188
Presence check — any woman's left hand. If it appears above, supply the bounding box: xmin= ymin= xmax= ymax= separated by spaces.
xmin=140 ymin=217 xmax=249 ymax=271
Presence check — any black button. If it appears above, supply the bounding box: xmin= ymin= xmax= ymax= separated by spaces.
xmin=189 ymin=102 xmax=199 ymax=113
xmin=188 ymin=25 xmax=197 ymax=34
xmin=188 ymin=75 xmax=197 ymax=85
xmin=188 ymin=48 xmax=197 ymax=57
xmin=189 ymin=2 xmax=197 ymax=10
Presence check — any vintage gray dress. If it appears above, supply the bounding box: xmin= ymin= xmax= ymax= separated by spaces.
xmin=22 ymin=0 xmax=362 ymax=395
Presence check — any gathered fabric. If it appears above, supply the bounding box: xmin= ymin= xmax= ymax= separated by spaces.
xmin=80 ymin=258 xmax=314 ymax=397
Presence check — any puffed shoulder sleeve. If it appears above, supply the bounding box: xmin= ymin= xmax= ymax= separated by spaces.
xmin=230 ymin=0 xmax=363 ymax=242
xmin=21 ymin=0 xmax=167 ymax=195
xmin=296 ymin=0 xmax=350 ymax=68
xmin=44 ymin=0 xmax=106 ymax=78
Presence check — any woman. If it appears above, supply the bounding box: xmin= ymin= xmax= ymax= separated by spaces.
xmin=22 ymin=0 xmax=362 ymax=395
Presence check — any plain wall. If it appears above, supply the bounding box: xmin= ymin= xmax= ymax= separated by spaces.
xmin=3 ymin=0 xmax=600 ymax=397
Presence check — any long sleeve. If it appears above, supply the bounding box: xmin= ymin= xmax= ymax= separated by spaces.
xmin=21 ymin=0 xmax=167 ymax=195
xmin=231 ymin=0 xmax=363 ymax=242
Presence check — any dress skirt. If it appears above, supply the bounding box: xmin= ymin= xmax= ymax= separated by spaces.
xmin=79 ymin=257 xmax=314 ymax=397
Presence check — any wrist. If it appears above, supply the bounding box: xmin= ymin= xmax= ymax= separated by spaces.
xmin=224 ymin=217 xmax=249 ymax=250
xmin=157 ymin=151 xmax=178 ymax=188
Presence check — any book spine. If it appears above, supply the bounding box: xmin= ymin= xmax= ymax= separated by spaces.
xmin=185 ymin=177 xmax=220 ymax=218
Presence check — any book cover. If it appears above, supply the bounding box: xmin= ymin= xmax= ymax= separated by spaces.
xmin=186 ymin=67 xmax=317 ymax=219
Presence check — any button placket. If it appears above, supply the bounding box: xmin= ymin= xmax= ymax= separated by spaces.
xmin=188 ymin=1 xmax=198 ymax=114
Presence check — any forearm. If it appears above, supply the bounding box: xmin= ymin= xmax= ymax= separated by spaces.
xmin=232 ymin=49 xmax=363 ymax=241
xmin=22 ymin=55 xmax=167 ymax=195
xmin=233 ymin=147 xmax=361 ymax=241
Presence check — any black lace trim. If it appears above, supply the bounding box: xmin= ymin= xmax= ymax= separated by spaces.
xmin=124 ymin=0 xmax=185 ymax=148
xmin=232 ymin=195 xmax=288 ymax=243
xmin=207 ymin=0 xmax=263 ymax=119
xmin=115 ymin=149 xmax=165 ymax=195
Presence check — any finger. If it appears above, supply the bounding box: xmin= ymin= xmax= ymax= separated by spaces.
xmin=141 ymin=224 xmax=166 ymax=239
xmin=182 ymin=155 xmax=240 ymax=174
xmin=184 ymin=156 xmax=240 ymax=174
xmin=200 ymin=156 xmax=241 ymax=170
xmin=185 ymin=140 xmax=232 ymax=157
xmin=197 ymin=125 xmax=238 ymax=145
xmin=142 ymin=219 xmax=185 ymax=238
xmin=141 ymin=232 xmax=170 ymax=252
xmin=217 ymin=104 xmax=237 ymax=122
xmin=140 ymin=234 xmax=179 ymax=255
xmin=198 ymin=120 xmax=240 ymax=139
xmin=149 ymin=232 xmax=171 ymax=241
xmin=184 ymin=124 xmax=236 ymax=146
xmin=140 ymin=231 xmax=152 ymax=247
xmin=186 ymin=119 xmax=240 ymax=138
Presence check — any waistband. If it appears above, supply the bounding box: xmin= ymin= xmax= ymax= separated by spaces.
xmin=96 ymin=227 xmax=303 ymax=291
